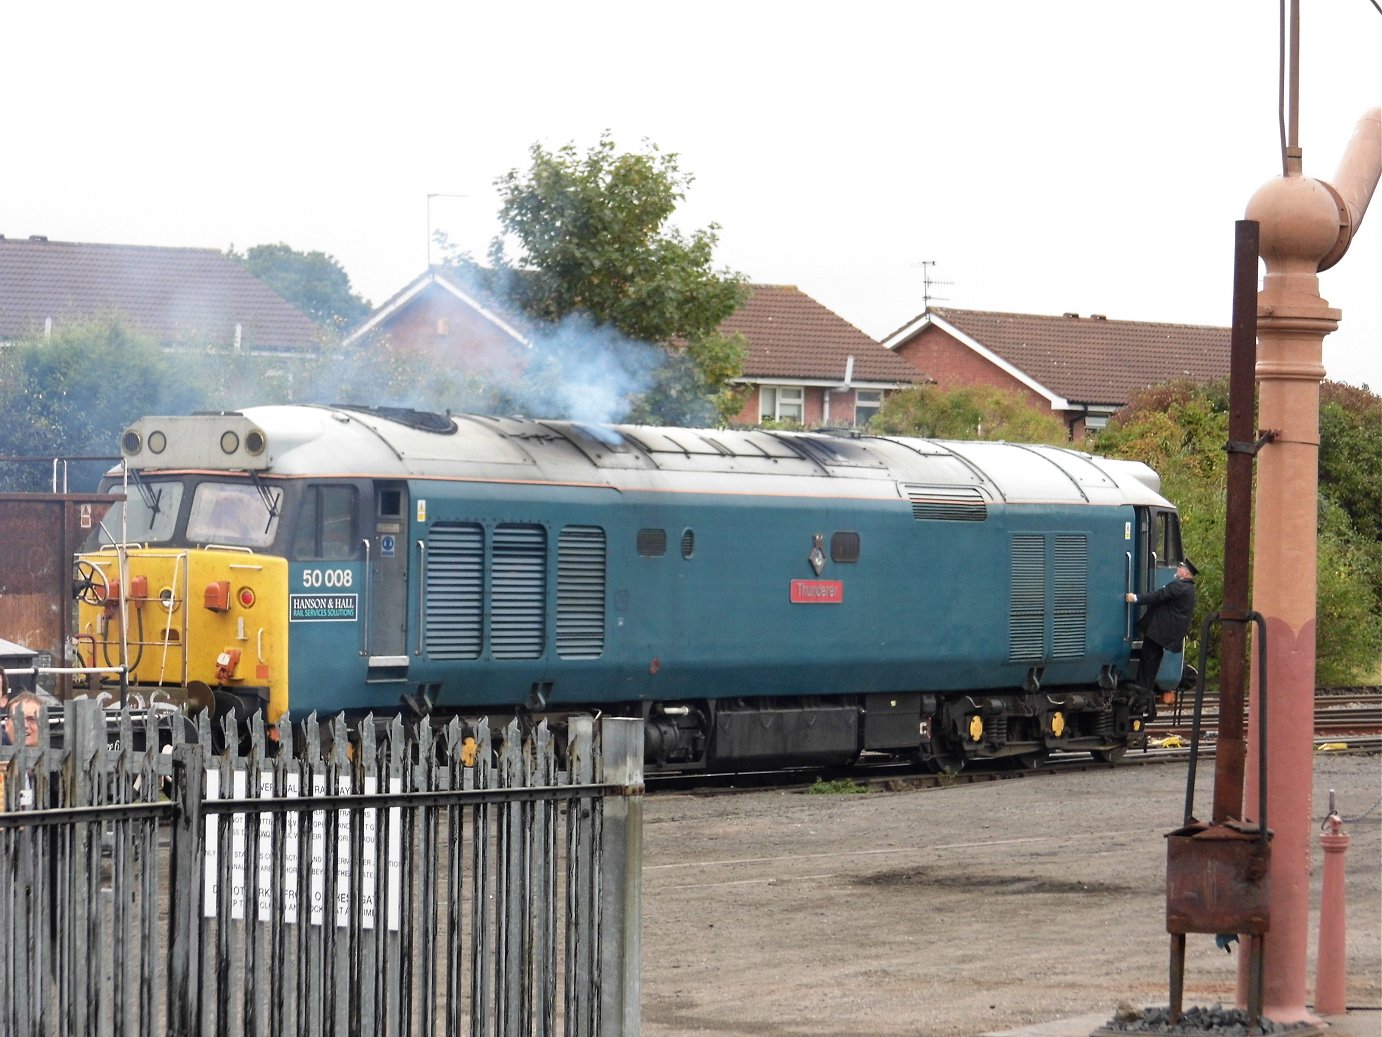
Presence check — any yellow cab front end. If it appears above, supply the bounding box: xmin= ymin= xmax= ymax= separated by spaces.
xmin=75 ymin=546 xmax=289 ymax=723
xmin=75 ymin=414 xmax=292 ymax=726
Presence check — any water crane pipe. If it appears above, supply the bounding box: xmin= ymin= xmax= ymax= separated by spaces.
xmin=1318 ymin=107 xmax=1381 ymax=271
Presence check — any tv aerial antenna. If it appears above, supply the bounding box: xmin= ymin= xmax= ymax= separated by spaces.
xmin=913 ymin=260 xmax=952 ymax=312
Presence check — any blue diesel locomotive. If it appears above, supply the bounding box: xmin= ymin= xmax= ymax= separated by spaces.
xmin=76 ymin=404 xmax=1185 ymax=770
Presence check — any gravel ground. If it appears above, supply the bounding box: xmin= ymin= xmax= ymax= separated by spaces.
xmin=640 ymin=754 xmax=1381 ymax=1037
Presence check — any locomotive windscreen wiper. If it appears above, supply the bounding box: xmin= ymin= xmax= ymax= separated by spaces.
xmin=249 ymin=471 xmax=282 ymax=535
xmin=128 ymin=469 xmax=164 ymax=519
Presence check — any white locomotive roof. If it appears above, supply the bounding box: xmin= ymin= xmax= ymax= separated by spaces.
xmin=117 ymin=405 xmax=1170 ymax=509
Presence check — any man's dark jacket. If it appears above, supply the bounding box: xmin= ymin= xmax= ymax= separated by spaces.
xmin=1135 ymin=576 xmax=1197 ymax=652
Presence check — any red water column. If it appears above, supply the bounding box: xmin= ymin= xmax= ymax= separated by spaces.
xmin=1239 ymin=152 xmax=1341 ymax=1023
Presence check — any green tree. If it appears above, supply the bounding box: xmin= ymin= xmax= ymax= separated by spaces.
xmin=1316 ymin=496 xmax=1382 ymax=683
xmin=869 ymin=384 xmax=1069 ymax=443
xmin=1095 ymin=378 xmax=1382 ymax=683
xmin=232 ymin=242 xmax=372 ymax=334
xmin=1318 ymin=381 xmax=1382 ymax=543
xmin=458 ymin=133 xmax=748 ymax=424
xmin=0 ymin=316 xmax=204 ymax=491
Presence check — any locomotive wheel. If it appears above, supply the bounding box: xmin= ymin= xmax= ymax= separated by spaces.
xmin=918 ymin=741 xmax=966 ymax=775
xmin=1091 ymin=745 xmax=1128 ymax=765
xmin=72 ymin=560 xmax=110 ymax=605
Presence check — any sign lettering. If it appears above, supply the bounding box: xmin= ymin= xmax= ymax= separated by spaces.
xmin=790 ymin=579 xmax=844 ymax=604
xmin=289 ymin=593 xmax=358 ymax=622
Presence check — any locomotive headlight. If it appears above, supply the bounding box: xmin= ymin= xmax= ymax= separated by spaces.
xmin=121 ymin=430 xmax=142 ymax=455
xmin=220 ymin=430 xmax=240 ymax=454
xmin=148 ymin=430 xmax=167 ymax=454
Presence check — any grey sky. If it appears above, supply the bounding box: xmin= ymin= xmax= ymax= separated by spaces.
xmin=6 ymin=1 xmax=1378 ymax=388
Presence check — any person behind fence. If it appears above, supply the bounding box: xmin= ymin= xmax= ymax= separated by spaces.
xmin=3 ymin=691 xmax=44 ymax=747
xmin=1123 ymin=559 xmax=1198 ymax=692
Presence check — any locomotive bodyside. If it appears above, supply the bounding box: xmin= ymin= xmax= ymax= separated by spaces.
xmin=76 ymin=405 xmax=1182 ymax=770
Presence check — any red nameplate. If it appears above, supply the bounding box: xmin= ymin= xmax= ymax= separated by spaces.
xmin=790 ymin=579 xmax=844 ymax=604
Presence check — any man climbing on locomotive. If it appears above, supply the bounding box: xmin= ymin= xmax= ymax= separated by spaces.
xmin=1124 ymin=559 xmax=1199 ymax=692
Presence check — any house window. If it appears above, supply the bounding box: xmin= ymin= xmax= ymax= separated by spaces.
xmin=760 ymin=386 xmax=804 ymax=422
xmin=854 ymin=390 xmax=883 ymax=427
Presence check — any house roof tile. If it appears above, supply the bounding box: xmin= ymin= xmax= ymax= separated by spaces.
xmin=726 ymin=284 xmax=925 ymax=386
xmin=0 ymin=237 xmax=326 ymax=351
xmin=892 ymin=307 xmax=1230 ymax=406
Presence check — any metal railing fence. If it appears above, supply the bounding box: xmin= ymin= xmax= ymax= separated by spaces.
xmin=0 ymin=700 xmax=643 ymax=1037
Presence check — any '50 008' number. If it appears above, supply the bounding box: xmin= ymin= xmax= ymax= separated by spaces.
xmin=301 ymin=568 xmax=354 ymax=589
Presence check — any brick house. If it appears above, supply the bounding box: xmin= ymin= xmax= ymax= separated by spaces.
xmin=0 ymin=236 xmax=326 ymax=354
xmin=724 ymin=284 xmax=927 ymax=428
xmin=340 ymin=267 xmax=532 ymax=378
xmin=881 ymin=307 xmax=1231 ymax=437
xmin=348 ymin=275 xmax=925 ymax=428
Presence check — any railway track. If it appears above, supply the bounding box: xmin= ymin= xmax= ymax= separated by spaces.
xmin=1153 ymin=687 xmax=1382 ymax=740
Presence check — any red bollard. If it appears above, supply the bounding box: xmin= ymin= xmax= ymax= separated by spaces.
xmin=1314 ymin=794 xmax=1350 ymax=1017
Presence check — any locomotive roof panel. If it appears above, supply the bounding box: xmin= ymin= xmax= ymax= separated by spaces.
xmin=116 ymin=405 xmax=1170 ymax=509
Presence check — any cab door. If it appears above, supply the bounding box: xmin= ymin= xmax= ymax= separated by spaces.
xmin=1129 ymin=505 xmax=1184 ymax=674
xmin=366 ymin=481 xmax=409 ymax=677
xmin=1140 ymin=508 xmax=1182 ymax=592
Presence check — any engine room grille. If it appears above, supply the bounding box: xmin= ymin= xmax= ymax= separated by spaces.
xmin=902 ymin=484 xmax=988 ymax=522
xmin=424 ymin=523 xmax=484 ymax=660
xmin=557 ymin=526 xmax=605 ymax=659
xmin=491 ymin=524 xmax=546 ymax=660
xmin=636 ymin=528 xmax=667 ymax=556
xmin=1008 ymin=532 xmax=1090 ymax=662
xmin=1051 ymin=534 xmax=1088 ymax=659
xmin=1009 ymin=534 xmax=1045 ymax=661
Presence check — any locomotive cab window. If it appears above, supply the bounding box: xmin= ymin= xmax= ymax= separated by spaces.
xmin=1155 ymin=511 xmax=1182 ymax=565
xmin=186 ymin=481 xmax=279 ymax=548
xmin=95 ymin=479 xmax=184 ymax=545
xmin=293 ymin=485 xmax=359 ymax=560
xmin=377 ymin=488 xmax=403 ymax=519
